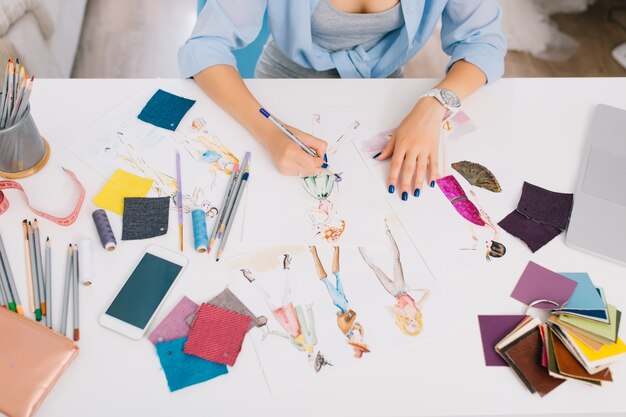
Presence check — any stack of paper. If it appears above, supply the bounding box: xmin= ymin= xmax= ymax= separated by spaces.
xmin=479 ymin=261 xmax=625 ymax=397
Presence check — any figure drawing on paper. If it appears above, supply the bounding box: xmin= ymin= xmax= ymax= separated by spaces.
xmin=240 ymin=254 xmax=331 ymax=373
xmin=302 ymin=173 xmax=346 ymax=242
xmin=309 ymin=246 xmax=370 ymax=358
xmin=436 ymin=174 xmax=506 ymax=261
xmin=359 ymin=227 xmax=429 ymax=337
xmin=452 ymin=161 xmax=501 ymax=193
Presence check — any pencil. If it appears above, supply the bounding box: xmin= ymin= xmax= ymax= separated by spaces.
xmin=33 ymin=219 xmax=46 ymax=316
xmin=0 ymin=250 xmax=13 ymax=311
xmin=175 ymin=151 xmax=183 ymax=252
xmin=216 ymin=166 xmax=250 ymax=262
xmin=22 ymin=220 xmax=35 ymax=313
xmin=72 ymin=244 xmax=80 ymax=341
xmin=0 ymin=273 xmax=6 ymax=308
xmin=45 ymin=237 xmax=52 ymax=329
xmin=217 ymin=152 xmax=250 ymax=241
xmin=0 ymin=230 xmax=23 ymax=314
xmin=208 ymin=161 xmax=240 ymax=253
xmin=27 ymin=222 xmax=41 ymax=321
xmin=60 ymin=244 xmax=73 ymax=336
xmin=0 ymin=59 xmax=9 ymax=127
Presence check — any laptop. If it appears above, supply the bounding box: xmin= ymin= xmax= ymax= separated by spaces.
xmin=566 ymin=104 xmax=626 ymax=265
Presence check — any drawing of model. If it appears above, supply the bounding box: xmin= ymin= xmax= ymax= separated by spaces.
xmin=359 ymin=228 xmax=429 ymax=336
xmin=302 ymin=173 xmax=346 ymax=242
xmin=309 ymin=246 xmax=370 ymax=358
xmin=241 ymin=254 xmax=331 ymax=372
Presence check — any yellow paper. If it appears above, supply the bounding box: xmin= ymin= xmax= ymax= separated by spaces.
xmin=93 ymin=169 xmax=154 ymax=215
xmin=571 ymin=333 xmax=626 ymax=362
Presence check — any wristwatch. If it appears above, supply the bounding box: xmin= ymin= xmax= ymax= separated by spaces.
xmin=421 ymin=88 xmax=461 ymax=115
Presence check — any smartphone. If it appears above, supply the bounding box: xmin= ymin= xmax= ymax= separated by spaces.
xmin=99 ymin=246 xmax=188 ymax=339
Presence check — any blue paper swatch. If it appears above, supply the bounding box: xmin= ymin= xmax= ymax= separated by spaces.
xmin=138 ymin=89 xmax=196 ymax=131
xmin=559 ymin=272 xmax=608 ymax=321
xmin=156 ymin=337 xmax=228 ymax=392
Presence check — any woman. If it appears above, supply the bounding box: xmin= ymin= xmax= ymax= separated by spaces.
xmin=179 ymin=0 xmax=506 ymax=199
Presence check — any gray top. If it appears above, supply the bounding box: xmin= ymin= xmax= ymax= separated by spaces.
xmin=255 ymin=0 xmax=404 ymax=78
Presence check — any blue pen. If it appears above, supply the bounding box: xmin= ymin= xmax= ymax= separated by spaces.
xmin=259 ymin=108 xmax=320 ymax=158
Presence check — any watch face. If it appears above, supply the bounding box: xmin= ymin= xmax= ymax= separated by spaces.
xmin=441 ymin=89 xmax=461 ymax=108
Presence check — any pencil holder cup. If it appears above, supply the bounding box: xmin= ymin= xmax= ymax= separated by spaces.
xmin=0 ymin=105 xmax=50 ymax=178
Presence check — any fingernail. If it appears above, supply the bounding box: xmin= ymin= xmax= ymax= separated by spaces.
xmin=430 ymin=181 xmax=435 ymax=188
xmin=323 ymin=153 xmax=328 ymax=162
xmin=321 ymin=163 xmax=328 ymax=169
xmin=402 ymin=191 xmax=408 ymax=201
xmin=414 ymin=188 xmax=421 ymax=197
xmin=373 ymin=152 xmax=381 ymax=159
xmin=388 ymin=185 xmax=395 ymax=194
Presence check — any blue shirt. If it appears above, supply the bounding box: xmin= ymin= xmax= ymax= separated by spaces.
xmin=179 ymin=0 xmax=506 ymax=82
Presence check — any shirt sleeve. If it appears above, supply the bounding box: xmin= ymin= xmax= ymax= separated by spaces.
xmin=440 ymin=0 xmax=507 ymax=83
xmin=178 ymin=0 xmax=267 ymax=78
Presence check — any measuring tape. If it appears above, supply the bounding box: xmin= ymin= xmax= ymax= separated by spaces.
xmin=0 ymin=167 xmax=85 ymax=226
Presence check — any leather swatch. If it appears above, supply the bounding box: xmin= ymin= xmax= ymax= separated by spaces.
xmin=551 ymin=328 xmax=613 ymax=383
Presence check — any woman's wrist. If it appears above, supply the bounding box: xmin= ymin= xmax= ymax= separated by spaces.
xmin=412 ymin=96 xmax=448 ymax=122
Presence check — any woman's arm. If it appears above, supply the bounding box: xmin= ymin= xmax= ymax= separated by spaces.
xmin=376 ymin=61 xmax=487 ymax=198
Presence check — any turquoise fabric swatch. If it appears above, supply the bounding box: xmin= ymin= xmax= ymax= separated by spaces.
xmin=560 ymin=272 xmax=608 ymax=321
xmin=156 ymin=337 xmax=228 ymax=392
xmin=138 ymin=89 xmax=195 ymax=131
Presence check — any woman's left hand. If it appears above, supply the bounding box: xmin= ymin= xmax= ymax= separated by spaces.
xmin=375 ymin=97 xmax=448 ymax=200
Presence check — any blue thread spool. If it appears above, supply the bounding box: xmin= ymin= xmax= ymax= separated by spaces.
xmin=92 ymin=209 xmax=116 ymax=251
xmin=192 ymin=209 xmax=208 ymax=253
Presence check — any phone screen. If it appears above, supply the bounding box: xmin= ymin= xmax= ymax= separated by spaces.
xmin=105 ymin=253 xmax=182 ymax=329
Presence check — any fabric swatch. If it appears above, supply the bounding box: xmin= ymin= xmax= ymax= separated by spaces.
xmin=498 ymin=211 xmax=562 ymax=253
xmin=478 ymin=315 xmax=528 ymax=366
xmin=148 ymin=296 xmax=199 ymax=345
xmin=551 ymin=329 xmax=613 ymax=383
xmin=500 ymin=327 xmax=565 ymax=397
xmin=558 ymin=273 xmax=608 ymax=321
xmin=516 ymin=182 xmax=573 ymax=230
xmin=122 ymin=197 xmax=170 ymax=240
xmin=206 ymin=288 xmax=259 ymax=331
xmin=184 ymin=303 xmax=252 ymax=366
xmin=138 ymin=89 xmax=196 ymax=131
xmin=156 ymin=337 xmax=228 ymax=392
xmin=510 ymin=261 xmax=578 ymax=309
xmin=93 ymin=169 xmax=154 ymax=215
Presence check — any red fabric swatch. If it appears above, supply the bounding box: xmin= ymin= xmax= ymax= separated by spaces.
xmin=183 ymin=303 xmax=252 ymax=366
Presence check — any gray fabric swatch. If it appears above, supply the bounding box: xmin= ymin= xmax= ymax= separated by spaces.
xmin=122 ymin=197 xmax=170 ymax=240
xmin=185 ymin=288 xmax=260 ymax=331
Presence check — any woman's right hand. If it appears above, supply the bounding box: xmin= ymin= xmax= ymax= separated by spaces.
xmin=263 ymin=125 xmax=328 ymax=176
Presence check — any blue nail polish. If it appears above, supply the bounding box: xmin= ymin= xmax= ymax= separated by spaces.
xmin=388 ymin=185 xmax=395 ymax=194
xmin=372 ymin=152 xmax=381 ymax=159
xmin=322 ymin=163 xmax=328 ymax=169
xmin=430 ymin=180 xmax=435 ymax=188
xmin=414 ymin=188 xmax=421 ymax=197
xmin=402 ymin=191 xmax=408 ymax=201
xmin=323 ymin=153 xmax=328 ymax=162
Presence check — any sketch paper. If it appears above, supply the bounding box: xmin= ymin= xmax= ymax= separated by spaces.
xmin=243 ymin=105 xmax=387 ymax=246
xmin=226 ymin=212 xmax=434 ymax=394
xmin=353 ymin=126 xmax=525 ymax=280
xmin=66 ymin=83 xmax=245 ymax=243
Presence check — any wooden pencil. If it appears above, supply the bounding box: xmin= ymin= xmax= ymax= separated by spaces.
xmin=22 ymin=220 xmax=35 ymax=313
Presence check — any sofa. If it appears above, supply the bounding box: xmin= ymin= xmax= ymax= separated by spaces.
xmin=0 ymin=0 xmax=88 ymax=77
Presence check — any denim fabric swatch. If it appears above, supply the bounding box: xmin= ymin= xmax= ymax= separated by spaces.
xmin=122 ymin=197 xmax=170 ymax=240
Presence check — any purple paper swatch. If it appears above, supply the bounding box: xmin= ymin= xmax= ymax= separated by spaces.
xmin=478 ymin=315 xmax=528 ymax=366
xmin=510 ymin=262 xmax=578 ymax=309
xmin=148 ymin=296 xmax=199 ymax=345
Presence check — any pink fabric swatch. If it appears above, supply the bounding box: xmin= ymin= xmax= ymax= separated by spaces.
xmin=148 ymin=296 xmax=199 ymax=345
xmin=183 ymin=303 xmax=252 ymax=366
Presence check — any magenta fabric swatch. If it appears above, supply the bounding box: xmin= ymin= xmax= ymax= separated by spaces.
xmin=510 ymin=262 xmax=578 ymax=309
xmin=498 ymin=211 xmax=562 ymax=253
xmin=478 ymin=315 xmax=528 ymax=366
xmin=184 ymin=303 xmax=252 ymax=366
xmin=436 ymin=175 xmax=485 ymax=226
xmin=148 ymin=296 xmax=199 ymax=345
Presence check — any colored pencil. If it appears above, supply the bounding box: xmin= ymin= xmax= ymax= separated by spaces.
xmin=45 ymin=237 xmax=52 ymax=329
xmin=72 ymin=244 xmax=79 ymax=341
xmin=27 ymin=222 xmax=41 ymax=321
xmin=33 ymin=219 xmax=45 ymax=316
xmin=22 ymin=220 xmax=35 ymax=313
xmin=175 ymin=151 xmax=183 ymax=252
xmin=0 ymin=230 xmax=22 ymax=314
xmin=60 ymin=244 xmax=73 ymax=336
xmin=0 ymin=272 xmax=6 ymax=308
xmin=207 ymin=161 xmax=240 ymax=253
xmin=217 ymin=152 xmax=250 ymax=242
xmin=216 ymin=164 xmax=250 ymax=262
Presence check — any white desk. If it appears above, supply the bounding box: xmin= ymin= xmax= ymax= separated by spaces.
xmin=2 ymin=78 xmax=626 ymax=417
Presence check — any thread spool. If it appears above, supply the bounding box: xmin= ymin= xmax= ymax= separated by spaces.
xmin=92 ymin=209 xmax=116 ymax=251
xmin=192 ymin=209 xmax=208 ymax=253
xmin=77 ymin=239 xmax=94 ymax=286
